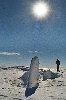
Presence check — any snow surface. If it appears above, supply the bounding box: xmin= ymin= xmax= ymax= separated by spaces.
xmin=0 ymin=66 xmax=66 ymax=100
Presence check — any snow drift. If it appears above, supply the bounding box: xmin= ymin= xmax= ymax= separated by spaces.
xmin=43 ymin=70 xmax=60 ymax=81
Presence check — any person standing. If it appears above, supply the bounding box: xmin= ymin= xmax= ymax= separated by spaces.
xmin=56 ymin=59 xmax=60 ymax=72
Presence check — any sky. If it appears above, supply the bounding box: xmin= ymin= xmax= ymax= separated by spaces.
xmin=0 ymin=0 xmax=66 ymax=68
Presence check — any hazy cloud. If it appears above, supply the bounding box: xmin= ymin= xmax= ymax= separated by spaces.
xmin=0 ymin=52 xmax=20 ymax=55
xmin=28 ymin=51 xmax=42 ymax=53
xmin=34 ymin=51 xmax=38 ymax=53
xmin=28 ymin=51 xmax=32 ymax=53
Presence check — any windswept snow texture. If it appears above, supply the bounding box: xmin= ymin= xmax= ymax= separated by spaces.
xmin=0 ymin=66 xmax=66 ymax=100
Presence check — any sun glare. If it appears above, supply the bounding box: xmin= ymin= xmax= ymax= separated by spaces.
xmin=31 ymin=1 xmax=50 ymax=19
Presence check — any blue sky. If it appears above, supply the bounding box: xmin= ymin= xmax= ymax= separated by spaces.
xmin=0 ymin=0 xmax=66 ymax=68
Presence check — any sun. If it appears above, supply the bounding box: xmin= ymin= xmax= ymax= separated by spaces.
xmin=31 ymin=1 xmax=50 ymax=19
